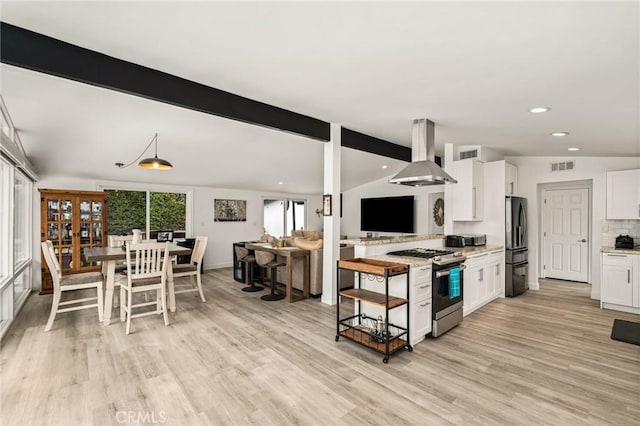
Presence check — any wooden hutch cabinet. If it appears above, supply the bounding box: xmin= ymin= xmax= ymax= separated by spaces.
xmin=39 ymin=189 xmax=108 ymax=294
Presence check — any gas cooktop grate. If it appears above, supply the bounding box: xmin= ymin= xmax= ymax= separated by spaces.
xmin=386 ymin=248 xmax=454 ymax=259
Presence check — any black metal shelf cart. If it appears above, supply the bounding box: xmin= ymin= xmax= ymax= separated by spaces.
xmin=335 ymin=258 xmax=412 ymax=363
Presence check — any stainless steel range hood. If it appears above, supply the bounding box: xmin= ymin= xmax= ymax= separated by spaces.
xmin=389 ymin=119 xmax=457 ymax=186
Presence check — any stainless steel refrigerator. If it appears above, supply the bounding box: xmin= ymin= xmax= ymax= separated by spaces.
xmin=505 ymin=196 xmax=528 ymax=296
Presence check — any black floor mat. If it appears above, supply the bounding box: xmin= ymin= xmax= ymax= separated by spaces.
xmin=610 ymin=319 xmax=640 ymax=346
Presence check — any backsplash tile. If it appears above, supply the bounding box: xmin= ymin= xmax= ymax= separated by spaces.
xmin=601 ymin=219 xmax=640 ymax=247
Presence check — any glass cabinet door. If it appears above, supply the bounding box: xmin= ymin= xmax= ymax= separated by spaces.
xmin=79 ymin=197 xmax=104 ymax=267
xmin=44 ymin=197 xmax=73 ymax=271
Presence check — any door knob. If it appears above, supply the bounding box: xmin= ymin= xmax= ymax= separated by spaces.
xmin=578 ymin=239 xmax=587 ymax=243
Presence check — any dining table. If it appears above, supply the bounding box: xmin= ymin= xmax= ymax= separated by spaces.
xmin=244 ymin=242 xmax=310 ymax=302
xmin=83 ymin=243 xmax=192 ymax=325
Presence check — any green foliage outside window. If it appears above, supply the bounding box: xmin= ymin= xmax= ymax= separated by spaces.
xmin=106 ymin=190 xmax=145 ymax=234
xmin=150 ymin=192 xmax=186 ymax=231
xmin=106 ymin=190 xmax=186 ymax=235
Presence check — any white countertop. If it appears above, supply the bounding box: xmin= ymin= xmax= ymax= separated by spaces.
xmin=341 ymin=234 xmax=445 ymax=246
xmin=601 ymin=246 xmax=640 ymax=255
xmin=455 ymin=245 xmax=504 ymax=257
xmin=360 ymin=245 xmax=504 ymax=267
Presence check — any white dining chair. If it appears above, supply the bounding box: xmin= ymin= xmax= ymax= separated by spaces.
xmin=172 ymin=236 xmax=208 ymax=302
xmin=119 ymin=241 xmax=170 ymax=335
xmin=108 ymin=234 xmax=134 ymax=272
xmin=41 ymin=240 xmax=104 ymax=331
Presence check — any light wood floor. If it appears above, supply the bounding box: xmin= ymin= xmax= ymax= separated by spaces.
xmin=1 ymin=272 xmax=639 ymax=425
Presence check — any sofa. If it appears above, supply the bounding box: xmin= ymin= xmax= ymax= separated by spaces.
xmin=272 ymin=232 xmax=354 ymax=297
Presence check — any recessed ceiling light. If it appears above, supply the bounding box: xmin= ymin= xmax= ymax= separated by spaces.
xmin=529 ymin=107 xmax=550 ymax=113
xmin=552 ymin=132 xmax=569 ymax=137
xmin=382 ymin=165 xmax=388 ymax=169
xmin=568 ymin=147 xmax=580 ymax=151
xmin=278 ymin=181 xmax=283 ymax=185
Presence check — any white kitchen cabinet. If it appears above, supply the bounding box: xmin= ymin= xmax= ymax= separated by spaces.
xmin=465 ymin=262 xmax=484 ymax=313
xmin=463 ymin=250 xmax=504 ymax=317
xmin=601 ymin=252 xmax=639 ymax=313
xmin=606 ymin=169 xmax=640 ymax=219
xmin=410 ymin=265 xmax=432 ymax=344
xmin=452 ymin=158 xmax=484 ymax=221
xmin=487 ymin=251 xmax=505 ymax=298
xmin=505 ymin=163 xmax=518 ymax=196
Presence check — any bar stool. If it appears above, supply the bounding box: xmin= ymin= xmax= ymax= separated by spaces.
xmin=255 ymin=251 xmax=285 ymax=301
xmin=234 ymin=246 xmax=262 ymax=292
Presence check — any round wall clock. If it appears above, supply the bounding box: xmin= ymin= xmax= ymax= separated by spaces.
xmin=433 ymin=197 xmax=444 ymax=226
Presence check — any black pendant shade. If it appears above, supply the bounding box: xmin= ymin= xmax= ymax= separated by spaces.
xmin=138 ymin=155 xmax=173 ymax=170
xmin=115 ymin=132 xmax=173 ymax=170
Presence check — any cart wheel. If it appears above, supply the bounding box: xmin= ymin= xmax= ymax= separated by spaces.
xmin=407 ymin=345 xmax=414 ymax=352
xmin=383 ymin=357 xmax=389 ymax=364
xmin=335 ymin=335 xmax=340 ymax=341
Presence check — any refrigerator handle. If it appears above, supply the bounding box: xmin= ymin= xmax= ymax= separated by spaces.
xmin=505 ymin=198 xmax=512 ymax=248
xmin=520 ymin=202 xmax=527 ymax=247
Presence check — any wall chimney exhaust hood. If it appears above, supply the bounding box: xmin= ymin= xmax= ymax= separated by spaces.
xmin=389 ymin=119 xmax=457 ymax=186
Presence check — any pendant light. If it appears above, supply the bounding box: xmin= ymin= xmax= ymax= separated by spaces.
xmin=115 ymin=133 xmax=173 ymax=170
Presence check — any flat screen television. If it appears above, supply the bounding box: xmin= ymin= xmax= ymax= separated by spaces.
xmin=361 ymin=196 xmax=415 ymax=234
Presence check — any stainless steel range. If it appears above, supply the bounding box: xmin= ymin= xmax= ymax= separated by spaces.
xmin=387 ymin=248 xmax=466 ymax=337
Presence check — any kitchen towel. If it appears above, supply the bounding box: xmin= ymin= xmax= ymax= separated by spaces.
xmin=449 ymin=267 xmax=460 ymax=299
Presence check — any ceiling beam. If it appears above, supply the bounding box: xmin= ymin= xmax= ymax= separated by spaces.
xmin=341 ymin=128 xmax=411 ymax=162
xmin=1 ymin=22 xmax=411 ymax=161
xmin=0 ymin=22 xmax=329 ymax=141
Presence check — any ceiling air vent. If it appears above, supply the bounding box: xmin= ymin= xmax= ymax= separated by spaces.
xmin=550 ymin=161 xmax=575 ymax=172
xmin=459 ymin=149 xmax=478 ymax=160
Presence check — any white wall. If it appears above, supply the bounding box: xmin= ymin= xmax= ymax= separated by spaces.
xmin=506 ymin=156 xmax=640 ymax=299
xmin=341 ymin=175 xmax=445 ymax=238
xmin=31 ymin=174 xmax=322 ymax=290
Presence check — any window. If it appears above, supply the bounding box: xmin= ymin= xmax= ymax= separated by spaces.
xmin=0 ymin=157 xmax=12 ymax=283
xmin=0 ymin=158 xmax=34 ymax=336
xmin=14 ymin=171 xmax=31 ymax=267
xmin=263 ymin=198 xmax=306 ymax=237
xmin=106 ymin=189 xmax=188 ymax=238
xmin=0 ymin=98 xmax=35 ymax=339
xmin=13 ymin=267 xmax=30 ymax=304
xmin=106 ymin=189 xmax=146 ymax=234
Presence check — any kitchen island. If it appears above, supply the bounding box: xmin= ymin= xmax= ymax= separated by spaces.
xmin=341 ymin=235 xmax=506 ymax=344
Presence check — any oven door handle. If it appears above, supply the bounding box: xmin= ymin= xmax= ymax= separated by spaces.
xmin=435 ymin=264 xmax=466 ymax=278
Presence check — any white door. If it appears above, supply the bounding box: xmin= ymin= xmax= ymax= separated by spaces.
xmin=543 ymin=188 xmax=590 ymax=282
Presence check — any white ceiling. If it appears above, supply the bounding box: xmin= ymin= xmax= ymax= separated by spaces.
xmin=1 ymin=1 xmax=638 ymax=194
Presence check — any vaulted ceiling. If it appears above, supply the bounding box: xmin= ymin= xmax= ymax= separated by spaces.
xmin=1 ymin=1 xmax=638 ymax=194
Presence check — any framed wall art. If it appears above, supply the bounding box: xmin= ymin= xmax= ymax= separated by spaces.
xmin=323 ymin=194 xmax=332 ymax=216
xmin=214 ymin=199 xmax=247 ymax=222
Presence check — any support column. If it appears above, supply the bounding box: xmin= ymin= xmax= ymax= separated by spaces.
xmin=321 ymin=123 xmax=341 ymax=305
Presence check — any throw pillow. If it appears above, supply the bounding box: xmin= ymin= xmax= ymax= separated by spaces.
xmin=303 ymin=230 xmax=322 ymax=241
xmin=293 ymin=237 xmax=323 ymax=250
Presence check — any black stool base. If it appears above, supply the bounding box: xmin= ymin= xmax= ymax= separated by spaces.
xmin=242 ymin=285 xmax=263 ymax=292
xmin=261 ymin=293 xmax=284 ymax=301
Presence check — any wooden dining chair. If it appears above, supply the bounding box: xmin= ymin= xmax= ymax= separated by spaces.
xmin=119 ymin=241 xmax=170 ymax=335
xmin=172 ymin=236 xmax=208 ymax=302
xmin=41 ymin=241 xmax=104 ymax=331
